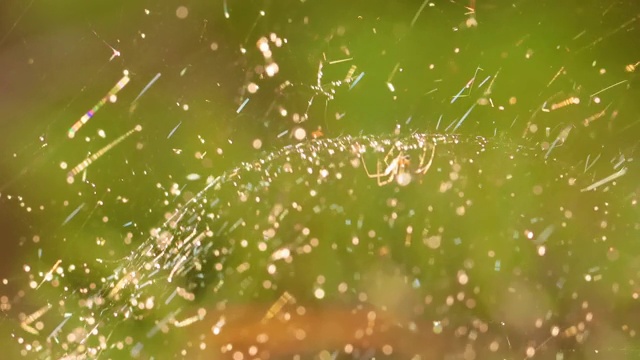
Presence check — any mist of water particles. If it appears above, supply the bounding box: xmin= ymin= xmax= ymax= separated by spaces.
xmin=7 ymin=132 xmax=638 ymax=359
xmin=1 ymin=1 xmax=640 ymax=360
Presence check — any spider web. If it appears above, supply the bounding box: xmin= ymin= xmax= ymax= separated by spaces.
xmin=1 ymin=1 xmax=639 ymax=359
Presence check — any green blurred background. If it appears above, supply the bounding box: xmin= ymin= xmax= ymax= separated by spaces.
xmin=1 ymin=0 xmax=640 ymax=358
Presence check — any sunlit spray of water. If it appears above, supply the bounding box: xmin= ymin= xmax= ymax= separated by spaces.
xmin=2 ymin=1 xmax=640 ymax=360
xmin=10 ymin=131 xmax=639 ymax=359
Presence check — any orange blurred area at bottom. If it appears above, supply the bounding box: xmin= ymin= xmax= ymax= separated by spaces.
xmin=176 ymin=302 xmax=447 ymax=360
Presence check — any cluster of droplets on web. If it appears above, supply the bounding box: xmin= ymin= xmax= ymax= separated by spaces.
xmin=1 ymin=1 xmax=640 ymax=360
xmin=11 ymin=131 xmax=640 ymax=360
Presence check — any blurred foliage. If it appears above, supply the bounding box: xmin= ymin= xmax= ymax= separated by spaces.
xmin=1 ymin=1 xmax=640 ymax=359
